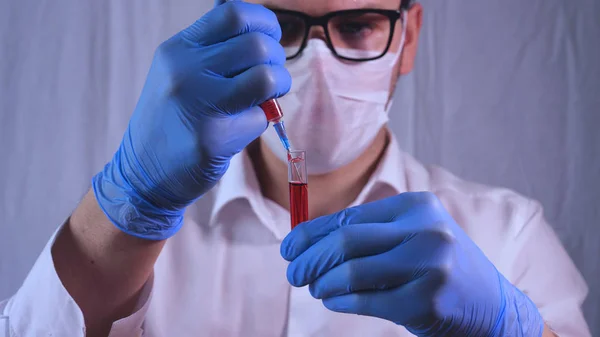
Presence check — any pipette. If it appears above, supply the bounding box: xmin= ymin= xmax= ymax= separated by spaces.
xmin=260 ymin=100 xmax=292 ymax=152
xmin=260 ymin=100 xmax=302 ymax=181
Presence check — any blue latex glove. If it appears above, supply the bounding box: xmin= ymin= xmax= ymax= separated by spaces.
xmin=281 ymin=192 xmax=544 ymax=337
xmin=92 ymin=0 xmax=290 ymax=240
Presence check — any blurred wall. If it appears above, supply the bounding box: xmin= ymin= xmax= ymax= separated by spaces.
xmin=1 ymin=0 xmax=598 ymax=332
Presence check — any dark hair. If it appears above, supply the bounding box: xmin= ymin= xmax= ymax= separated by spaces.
xmin=401 ymin=0 xmax=415 ymax=9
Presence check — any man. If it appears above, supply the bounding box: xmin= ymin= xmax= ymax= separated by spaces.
xmin=0 ymin=0 xmax=590 ymax=336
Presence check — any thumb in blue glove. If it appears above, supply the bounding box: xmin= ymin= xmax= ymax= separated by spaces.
xmin=281 ymin=192 xmax=545 ymax=337
xmin=93 ymin=1 xmax=291 ymax=240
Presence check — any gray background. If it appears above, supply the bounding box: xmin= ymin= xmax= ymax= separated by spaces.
xmin=1 ymin=0 xmax=598 ymax=334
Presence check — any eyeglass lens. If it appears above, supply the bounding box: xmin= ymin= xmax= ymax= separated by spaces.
xmin=276 ymin=11 xmax=394 ymax=60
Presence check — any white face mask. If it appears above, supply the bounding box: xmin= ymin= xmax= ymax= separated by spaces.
xmin=262 ymin=13 xmax=408 ymax=175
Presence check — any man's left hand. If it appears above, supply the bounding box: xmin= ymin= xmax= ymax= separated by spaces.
xmin=281 ymin=192 xmax=545 ymax=337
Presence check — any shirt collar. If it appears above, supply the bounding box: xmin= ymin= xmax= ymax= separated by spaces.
xmin=209 ymin=131 xmax=408 ymax=227
xmin=208 ymin=150 xmax=273 ymax=227
xmin=350 ymin=132 xmax=408 ymax=205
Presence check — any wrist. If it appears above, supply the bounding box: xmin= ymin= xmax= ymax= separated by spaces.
xmin=492 ymin=274 xmax=545 ymax=337
xmin=92 ymin=150 xmax=184 ymax=241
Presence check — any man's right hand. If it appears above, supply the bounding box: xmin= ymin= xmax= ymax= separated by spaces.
xmin=93 ymin=1 xmax=291 ymax=240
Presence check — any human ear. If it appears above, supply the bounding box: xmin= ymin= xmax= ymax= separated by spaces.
xmin=399 ymin=3 xmax=423 ymax=75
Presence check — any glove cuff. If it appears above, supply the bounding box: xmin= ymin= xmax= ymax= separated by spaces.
xmin=92 ymin=156 xmax=185 ymax=241
xmin=492 ymin=274 xmax=545 ymax=337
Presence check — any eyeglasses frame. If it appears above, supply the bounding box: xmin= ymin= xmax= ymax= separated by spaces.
xmin=270 ymin=0 xmax=411 ymax=62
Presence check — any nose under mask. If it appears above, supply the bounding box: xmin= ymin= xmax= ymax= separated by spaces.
xmin=261 ymin=14 xmax=407 ymax=175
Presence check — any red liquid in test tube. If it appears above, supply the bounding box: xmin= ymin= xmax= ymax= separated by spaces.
xmin=288 ymin=151 xmax=308 ymax=229
xmin=289 ymin=182 xmax=308 ymax=229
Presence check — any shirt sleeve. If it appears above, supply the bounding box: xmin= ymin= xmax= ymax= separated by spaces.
xmin=503 ymin=200 xmax=591 ymax=337
xmin=0 ymin=222 xmax=154 ymax=337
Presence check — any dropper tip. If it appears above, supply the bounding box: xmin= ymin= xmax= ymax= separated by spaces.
xmin=273 ymin=121 xmax=292 ymax=152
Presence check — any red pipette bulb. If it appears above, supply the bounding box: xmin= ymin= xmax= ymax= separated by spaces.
xmin=260 ymin=99 xmax=284 ymax=122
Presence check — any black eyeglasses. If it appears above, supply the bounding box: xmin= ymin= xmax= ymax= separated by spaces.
xmin=270 ymin=4 xmax=408 ymax=62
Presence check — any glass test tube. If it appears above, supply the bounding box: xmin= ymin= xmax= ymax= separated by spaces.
xmin=288 ymin=150 xmax=308 ymax=229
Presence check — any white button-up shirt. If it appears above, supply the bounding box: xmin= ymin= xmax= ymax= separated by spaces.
xmin=1 ymin=136 xmax=591 ymax=337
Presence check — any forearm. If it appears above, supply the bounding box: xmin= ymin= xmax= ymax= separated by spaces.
xmin=52 ymin=189 xmax=165 ymax=336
